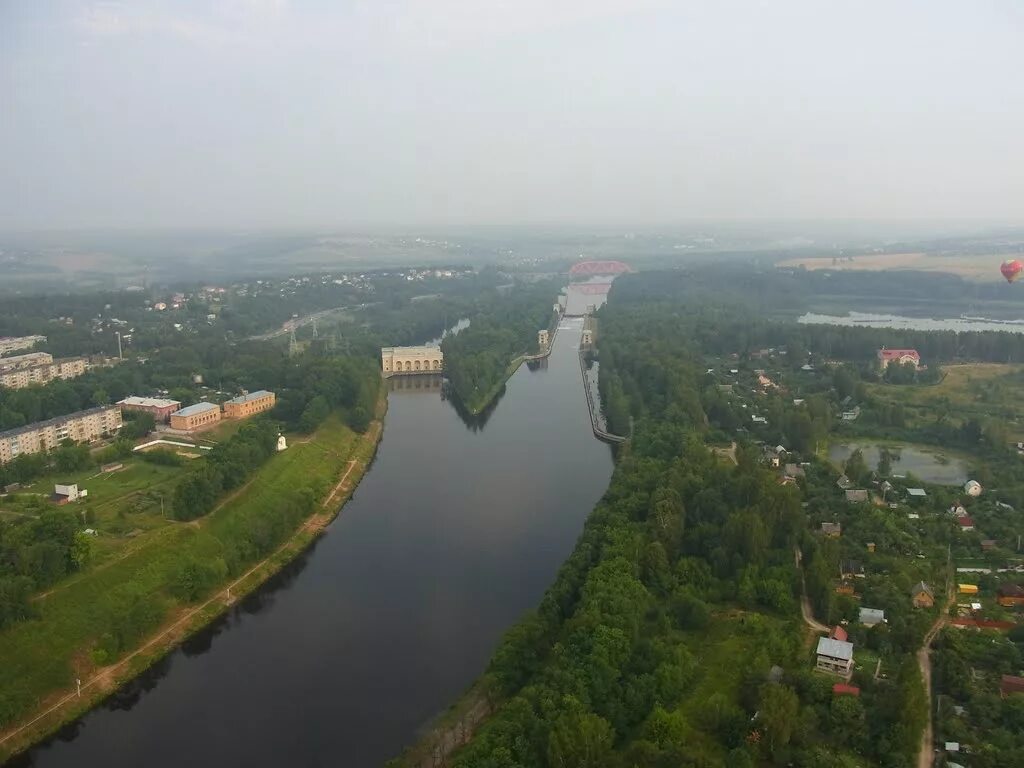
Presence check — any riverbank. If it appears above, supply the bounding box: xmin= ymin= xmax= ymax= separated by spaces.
xmin=0 ymin=393 xmax=387 ymax=762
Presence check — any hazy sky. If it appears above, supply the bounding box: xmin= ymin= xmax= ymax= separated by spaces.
xmin=2 ymin=1 xmax=1023 ymax=230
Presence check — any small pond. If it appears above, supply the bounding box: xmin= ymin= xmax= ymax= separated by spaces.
xmin=828 ymin=441 xmax=970 ymax=486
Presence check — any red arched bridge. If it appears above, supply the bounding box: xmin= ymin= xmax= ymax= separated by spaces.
xmin=568 ymin=260 xmax=632 ymax=277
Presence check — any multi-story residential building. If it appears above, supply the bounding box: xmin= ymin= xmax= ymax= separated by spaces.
xmin=0 ymin=357 xmax=88 ymax=390
xmin=0 ymin=406 xmax=123 ymax=464
xmin=223 ymin=390 xmax=276 ymax=419
xmin=0 ymin=352 xmax=53 ymax=372
xmin=169 ymin=402 xmax=221 ymax=431
xmin=117 ymin=396 xmax=182 ymax=422
xmin=0 ymin=335 xmax=47 ymax=357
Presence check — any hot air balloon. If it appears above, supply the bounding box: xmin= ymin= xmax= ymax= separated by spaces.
xmin=1001 ymin=259 xmax=1024 ymax=283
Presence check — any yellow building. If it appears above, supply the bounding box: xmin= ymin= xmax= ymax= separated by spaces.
xmin=0 ymin=406 xmax=122 ymax=464
xmin=958 ymin=584 xmax=979 ymax=595
xmin=169 ymin=402 xmax=221 ymax=431
xmin=223 ymin=390 xmax=276 ymax=419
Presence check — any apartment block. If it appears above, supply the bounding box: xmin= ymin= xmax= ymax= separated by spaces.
xmin=0 ymin=357 xmax=88 ymax=390
xmin=0 ymin=406 xmax=123 ymax=464
xmin=0 ymin=352 xmax=53 ymax=372
xmin=0 ymin=335 xmax=47 ymax=356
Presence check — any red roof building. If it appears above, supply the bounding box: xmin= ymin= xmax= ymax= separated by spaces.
xmin=833 ymin=683 xmax=861 ymax=697
xmin=830 ymin=626 xmax=849 ymax=642
xmin=877 ymin=348 xmax=921 ymax=369
xmin=958 ymin=517 xmax=975 ymax=530
xmin=1000 ymin=675 xmax=1024 ymax=698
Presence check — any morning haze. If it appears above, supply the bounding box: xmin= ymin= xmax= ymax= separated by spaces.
xmin=3 ymin=0 xmax=1023 ymax=231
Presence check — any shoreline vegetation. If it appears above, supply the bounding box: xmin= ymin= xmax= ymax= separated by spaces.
xmin=442 ymin=283 xmax=560 ymax=416
xmin=0 ymin=390 xmax=387 ymax=762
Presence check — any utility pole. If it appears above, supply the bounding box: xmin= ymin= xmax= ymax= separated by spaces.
xmin=115 ymin=331 xmax=123 ymax=360
xmin=311 ymin=318 xmax=319 ymax=341
xmin=288 ymin=327 xmax=298 ymax=357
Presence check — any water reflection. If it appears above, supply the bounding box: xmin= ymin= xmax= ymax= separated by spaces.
xmin=387 ymin=373 xmax=445 ymax=393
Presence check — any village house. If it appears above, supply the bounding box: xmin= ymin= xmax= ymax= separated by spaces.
xmin=912 ymin=581 xmax=935 ymax=608
xmin=860 ymin=607 xmax=886 ymax=626
xmin=821 ymin=522 xmax=842 ymax=538
xmin=833 ymin=683 xmax=860 ymax=697
xmin=1000 ymin=674 xmax=1024 ymax=698
xmin=997 ymin=584 xmax=1024 ymax=608
xmin=957 ymin=517 xmax=975 ymax=532
xmin=840 ymin=560 xmax=865 ymax=579
xmin=816 ymin=636 xmax=854 ymax=677
xmin=877 ymin=348 xmax=921 ymax=369
xmin=845 ymin=489 xmax=869 ymax=503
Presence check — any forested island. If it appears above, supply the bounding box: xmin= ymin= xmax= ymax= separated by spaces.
xmin=442 ymin=281 xmax=560 ymax=414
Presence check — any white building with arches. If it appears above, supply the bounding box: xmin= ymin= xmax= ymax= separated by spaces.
xmin=381 ymin=346 xmax=443 ymax=377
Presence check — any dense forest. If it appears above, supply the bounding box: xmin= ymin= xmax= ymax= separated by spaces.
xmin=442 ymin=281 xmax=560 ymax=412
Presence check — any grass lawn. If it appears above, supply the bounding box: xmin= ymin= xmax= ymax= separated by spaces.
xmin=0 ymin=415 xmax=362 ymax=734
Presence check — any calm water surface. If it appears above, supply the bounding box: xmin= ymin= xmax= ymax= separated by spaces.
xmin=18 ymin=320 xmax=613 ymax=768
xmin=828 ymin=441 xmax=970 ymax=485
xmin=799 ymin=311 xmax=1024 ymax=334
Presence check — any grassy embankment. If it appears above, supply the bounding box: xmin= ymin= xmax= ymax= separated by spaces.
xmin=0 ymin=396 xmax=385 ymax=761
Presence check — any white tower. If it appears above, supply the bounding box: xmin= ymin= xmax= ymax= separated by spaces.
xmin=277 ymin=433 xmax=288 ymax=452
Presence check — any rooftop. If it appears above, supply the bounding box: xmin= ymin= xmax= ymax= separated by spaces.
xmin=119 ymin=396 xmax=181 ymax=409
xmin=878 ymin=348 xmax=920 ymax=360
xmin=225 ymin=390 xmax=273 ymax=405
xmin=174 ymin=401 xmax=220 ymax=418
xmin=816 ymin=637 xmax=854 ymax=661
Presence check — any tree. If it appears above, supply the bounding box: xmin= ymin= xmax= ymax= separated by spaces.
xmin=547 ymin=711 xmax=614 ymax=768
xmin=758 ymin=683 xmax=799 ymax=757
xmin=844 ymin=449 xmax=870 ymax=486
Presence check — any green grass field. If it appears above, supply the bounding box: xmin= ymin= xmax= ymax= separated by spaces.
xmin=867 ymin=363 xmax=1024 ymax=437
xmin=0 ymin=416 xmax=361 ymax=732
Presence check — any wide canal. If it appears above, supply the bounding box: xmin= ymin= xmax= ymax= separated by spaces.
xmin=17 ymin=319 xmax=614 ymax=768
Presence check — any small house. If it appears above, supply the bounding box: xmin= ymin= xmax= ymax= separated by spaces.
xmin=840 ymin=560 xmax=865 ymax=579
xmin=52 ymin=483 xmax=84 ymax=504
xmin=907 ymin=488 xmax=927 ymax=498
xmin=845 ymin=489 xmax=869 ymax=503
xmin=835 ymin=583 xmax=856 ymax=596
xmin=836 ymin=474 xmax=852 ymax=490
xmin=958 ymin=517 xmax=975 ymax=532
xmin=815 ymin=637 xmax=854 ymax=677
xmin=860 ymin=607 xmax=886 ymax=626
xmin=997 ymin=584 xmax=1024 ymax=608
xmin=830 ymin=625 xmax=848 ymax=642
xmin=981 ymin=539 xmax=997 ymax=552
xmin=958 ymin=584 xmax=979 ymax=595
xmin=912 ymin=581 xmax=935 ymax=608
xmin=866 ymin=542 xmax=876 ymax=553
xmin=821 ymin=522 xmax=842 ymax=538
xmin=832 ymin=683 xmax=860 ymax=697
xmin=784 ymin=463 xmax=805 ymax=478
xmin=1000 ymin=674 xmax=1024 ymax=698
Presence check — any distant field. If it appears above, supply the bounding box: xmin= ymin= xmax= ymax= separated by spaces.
xmin=777 ymin=252 xmax=1002 ymax=281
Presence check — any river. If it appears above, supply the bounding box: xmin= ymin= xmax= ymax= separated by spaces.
xmin=15 ymin=320 xmax=614 ymax=768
